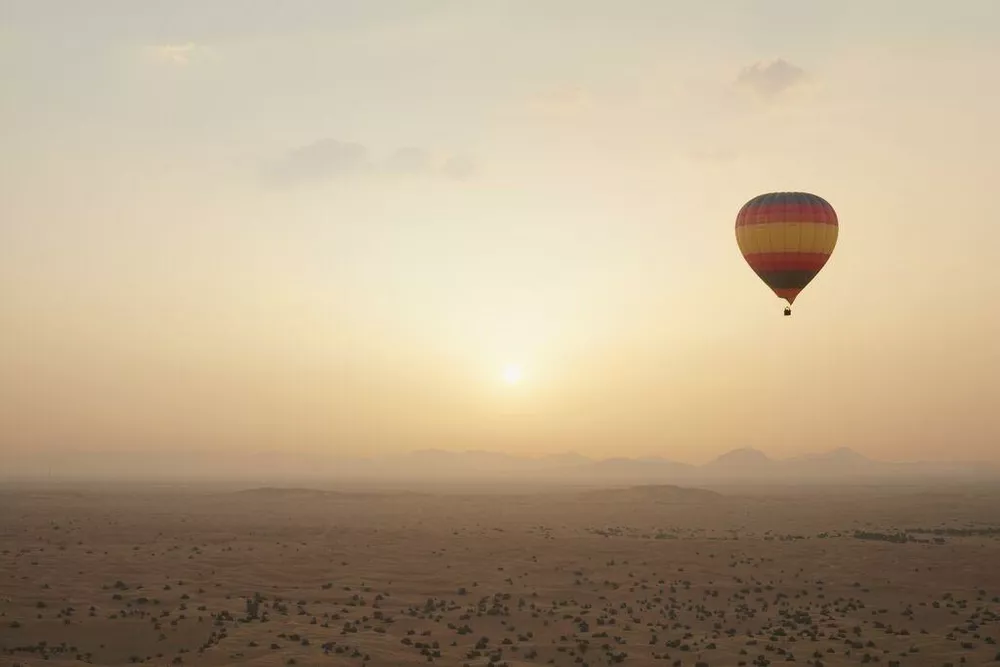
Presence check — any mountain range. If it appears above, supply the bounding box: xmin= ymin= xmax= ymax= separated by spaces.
xmin=7 ymin=446 xmax=996 ymax=485
xmin=326 ymin=446 xmax=1000 ymax=486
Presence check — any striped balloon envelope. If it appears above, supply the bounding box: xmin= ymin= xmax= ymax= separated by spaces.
xmin=735 ymin=191 xmax=838 ymax=314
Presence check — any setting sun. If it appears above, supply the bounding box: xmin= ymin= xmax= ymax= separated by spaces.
xmin=502 ymin=364 xmax=524 ymax=385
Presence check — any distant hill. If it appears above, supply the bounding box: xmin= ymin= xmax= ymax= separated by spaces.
xmin=576 ymin=484 xmax=723 ymax=504
xmin=797 ymin=446 xmax=868 ymax=463
xmin=233 ymin=486 xmax=428 ymax=500
xmin=234 ymin=487 xmax=345 ymax=498
xmin=586 ymin=457 xmax=696 ymax=482
xmin=704 ymin=447 xmax=773 ymax=471
xmin=542 ymin=451 xmax=592 ymax=466
xmin=323 ymin=446 xmax=999 ymax=487
xmin=13 ymin=444 xmax=995 ymax=485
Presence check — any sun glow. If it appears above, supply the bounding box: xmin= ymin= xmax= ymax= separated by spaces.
xmin=502 ymin=363 xmax=524 ymax=385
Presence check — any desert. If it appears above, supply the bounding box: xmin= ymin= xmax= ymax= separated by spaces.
xmin=3 ymin=475 xmax=1000 ymax=667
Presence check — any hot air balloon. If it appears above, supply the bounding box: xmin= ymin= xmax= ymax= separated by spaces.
xmin=735 ymin=191 xmax=838 ymax=316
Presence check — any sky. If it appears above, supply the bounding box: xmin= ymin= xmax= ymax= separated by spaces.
xmin=2 ymin=0 xmax=999 ymax=477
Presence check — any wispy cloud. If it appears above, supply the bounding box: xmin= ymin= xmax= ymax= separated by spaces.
xmin=735 ymin=58 xmax=807 ymax=98
xmin=441 ymin=155 xmax=477 ymax=181
xmin=147 ymin=42 xmax=202 ymax=66
xmin=264 ymin=139 xmax=477 ymax=187
xmin=383 ymin=146 xmax=432 ymax=175
xmin=524 ymin=84 xmax=593 ymax=118
xmin=266 ymin=139 xmax=370 ymax=186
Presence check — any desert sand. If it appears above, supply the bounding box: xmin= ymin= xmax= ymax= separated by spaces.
xmin=2 ymin=482 xmax=1000 ymax=666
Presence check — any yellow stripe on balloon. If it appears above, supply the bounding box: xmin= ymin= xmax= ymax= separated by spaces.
xmin=736 ymin=222 xmax=838 ymax=255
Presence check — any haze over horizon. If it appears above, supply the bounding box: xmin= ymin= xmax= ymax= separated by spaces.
xmin=3 ymin=1 xmax=1000 ymax=479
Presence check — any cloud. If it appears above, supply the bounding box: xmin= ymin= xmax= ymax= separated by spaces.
xmin=735 ymin=58 xmax=807 ymax=98
xmin=383 ymin=147 xmax=432 ymax=175
xmin=686 ymin=146 xmax=741 ymax=163
xmin=266 ymin=139 xmax=370 ymax=185
xmin=147 ymin=42 xmax=201 ymax=65
xmin=525 ymin=84 xmax=593 ymax=118
xmin=265 ymin=139 xmax=476 ymax=187
xmin=441 ymin=155 xmax=477 ymax=181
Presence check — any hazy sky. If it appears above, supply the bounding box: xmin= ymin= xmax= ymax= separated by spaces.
xmin=3 ymin=0 xmax=999 ymax=474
